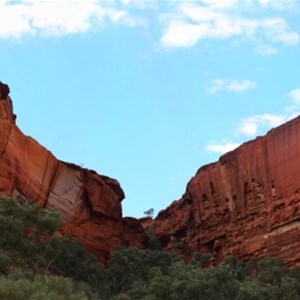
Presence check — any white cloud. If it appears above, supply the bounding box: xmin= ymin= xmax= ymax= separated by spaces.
xmin=0 ymin=0 xmax=137 ymax=39
xmin=289 ymin=89 xmax=300 ymax=104
xmin=181 ymin=4 xmax=225 ymax=22
xmin=258 ymin=0 xmax=271 ymax=5
xmin=275 ymin=32 xmax=299 ymax=45
xmin=207 ymin=79 xmax=225 ymax=94
xmin=256 ymin=0 xmax=297 ymax=10
xmin=237 ymin=88 xmax=300 ymax=137
xmin=227 ymin=80 xmax=257 ymax=92
xmin=160 ymin=22 xmax=208 ymax=48
xmin=285 ymin=88 xmax=300 ymax=112
xmin=199 ymin=0 xmax=238 ymax=10
xmin=0 ymin=0 xmax=298 ymax=50
xmin=207 ymin=79 xmax=257 ymax=94
xmin=120 ymin=0 xmax=133 ymax=4
xmin=255 ymin=43 xmax=278 ymax=56
xmin=206 ymin=142 xmax=240 ymax=154
xmin=119 ymin=0 xmax=157 ymax=9
xmin=160 ymin=1 xmax=299 ymax=51
xmin=208 ymin=87 xmax=300 ymax=154
xmin=237 ymin=114 xmax=286 ymax=136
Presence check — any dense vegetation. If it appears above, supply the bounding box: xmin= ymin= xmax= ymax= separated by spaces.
xmin=1 ymin=197 xmax=300 ymax=299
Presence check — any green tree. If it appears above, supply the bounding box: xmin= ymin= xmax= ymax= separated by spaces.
xmin=0 ymin=275 xmax=90 ymax=300
xmin=145 ymin=228 xmax=161 ymax=251
xmin=190 ymin=252 xmax=211 ymax=268
xmin=224 ymin=255 xmax=249 ymax=280
xmin=107 ymin=247 xmax=182 ymax=293
xmin=45 ymin=236 xmax=108 ymax=295
xmin=0 ymin=197 xmax=105 ymax=294
xmin=0 ymin=197 xmax=60 ymax=273
xmin=144 ymin=208 xmax=154 ymax=218
xmin=0 ymin=256 xmax=11 ymax=275
xmin=256 ymin=257 xmax=285 ymax=285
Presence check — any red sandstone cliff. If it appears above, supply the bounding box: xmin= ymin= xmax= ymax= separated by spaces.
xmin=0 ymin=82 xmax=147 ymax=263
xmin=151 ymin=116 xmax=300 ymax=267
xmin=4 ymin=81 xmax=300 ymax=268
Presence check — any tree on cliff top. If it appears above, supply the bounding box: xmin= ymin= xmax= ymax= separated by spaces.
xmin=144 ymin=208 xmax=154 ymax=217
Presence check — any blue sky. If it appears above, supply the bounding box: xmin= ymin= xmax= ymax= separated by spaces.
xmin=1 ymin=0 xmax=300 ymax=217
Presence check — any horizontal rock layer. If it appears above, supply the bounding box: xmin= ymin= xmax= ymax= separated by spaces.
xmin=151 ymin=116 xmax=300 ymax=267
xmin=0 ymin=94 xmax=146 ymax=263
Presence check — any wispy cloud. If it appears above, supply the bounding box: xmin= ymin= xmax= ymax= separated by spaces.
xmin=256 ymin=0 xmax=297 ymax=10
xmin=284 ymin=88 xmax=300 ymax=114
xmin=0 ymin=0 xmax=137 ymax=39
xmin=207 ymin=79 xmax=257 ymax=94
xmin=205 ymin=142 xmax=240 ymax=154
xmin=118 ymin=0 xmax=158 ymax=9
xmin=206 ymin=86 xmax=300 ymax=154
xmin=237 ymin=114 xmax=286 ymax=136
xmin=254 ymin=43 xmax=278 ymax=56
xmin=160 ymin=1 xmax=299 ymax=53
xmin=289 ymin=88 xmax=300 ymax=104
xmin=0 ymin=0 xmax=298 ymax=53
xmin=236 ymin=88 xmax=300 ymax=137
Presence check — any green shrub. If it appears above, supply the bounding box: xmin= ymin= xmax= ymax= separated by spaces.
xmin=0 ymin=275 xmax=89 ymax=300
xmin=0 ymin=197 xmax=104 ymax=292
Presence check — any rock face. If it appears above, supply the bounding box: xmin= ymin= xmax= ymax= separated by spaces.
xmin=0 ymin=83 xmax=147 ymax=263
xmin=152 ymin=117 xmax=300 ymax=267
xmin=122 ymin=217 xmax=149 ymax=249
xmin=0 ymin=81 xmax=10 ymax=100
xmin=0 ymin=82 xmax=15 ymax=123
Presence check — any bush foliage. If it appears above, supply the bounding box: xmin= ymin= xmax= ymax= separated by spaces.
xmin=1 ymin=197 xmax=300 ymax=299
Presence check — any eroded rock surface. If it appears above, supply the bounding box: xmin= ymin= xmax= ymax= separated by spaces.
xmin=0 ymin=83 xmax=147 ymax=263
xmin=122 ymin=217 xmax=149 ymax=249
xmin=152 ymin=117 xmax=300 ymax=267
xmin=0 ymin=81 xmax=10 ymax=100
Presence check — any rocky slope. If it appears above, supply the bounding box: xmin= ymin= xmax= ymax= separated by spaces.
xmin=0 ymin=82 xmax=147 ymax=263
xmin=150 ymin=116 xmax=300 ymax=267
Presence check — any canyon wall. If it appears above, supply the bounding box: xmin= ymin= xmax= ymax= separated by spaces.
xmin=0 ymin=83 xmax=147 ymax=263
xmin=3 ymin=81 xmax=300 ymax=267
xmin=151 ymin=116 xmax=300 ymax=267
